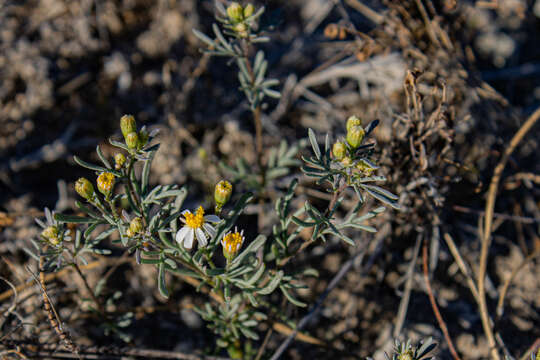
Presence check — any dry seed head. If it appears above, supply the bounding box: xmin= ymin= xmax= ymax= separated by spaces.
xmin=97 ymin=172 xmax=115 ymax=196
xmin=120 ymin=115 xmax=137 ymax=138
xmin=332 ymin=141 xmax=346 ymax=160
xmin=75 ymin=177 xmax=94 ymax=200
xmin=346 ymin=125 xmax=365 ymax=149
xmin=346 ymin=115 xmax=362 ymax=132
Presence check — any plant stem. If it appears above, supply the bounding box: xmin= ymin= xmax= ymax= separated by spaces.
xmin=71 ymin=261 xmax=106 ymax=316
xmin=478 ymin=106 xmax=540 ymax=360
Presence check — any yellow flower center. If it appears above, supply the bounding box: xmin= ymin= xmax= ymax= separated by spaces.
xmin=97 ymin=172 xmax=115 ymax=192
xmin=184 ymin=206 xmax=205 ymax=229
xmin=223 ymin=231 xmax=243 ymax=253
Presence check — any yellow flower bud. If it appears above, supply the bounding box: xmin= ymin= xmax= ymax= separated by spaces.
xmin=114 ymin=153 xmax=126 ymax=170
xmin=126 ymin=228 xmax=134 ymax=238
xmin=41 ymin=226 xmax=58 ymax=240
xmin=536 ymin=348 xmax=540 ymax=360
xmin=120 ymin=115 xmax=137 ymax=138
xmin=215 ymin=180 xmax=233 ymax=207
xmin=356 ymin=159 xmax=376 ymax=176
xmin=129 ymin=217 xmax=144 ymax=234
xmin=125 ymin=132 xmax=139 ymax=149
xmin=234 ymin=22 xmax=249 ymax=38
xmin=227 ymin=2 xmax=244 ymax=22
xmin=75 ymin=177 xmax=95 ymax=200
xmin=138 ymin=129 xmax=149 ymax=149
xmin=341 ymin=156 xmax=352 ymax=167
xmin=97 ymin=172 xmax=115 ymax=196
xmin=398 ymin=350 xmax=413 ymax=360
xmin=346 ymin=115 xmax=362 ymax=132
xmin=332 ymin=141 xmax=346 ymax=160
xmin=243 ymin=4 xmax=254 ymax=17
xmin=346 ymin=125 xmax=365 ymax=149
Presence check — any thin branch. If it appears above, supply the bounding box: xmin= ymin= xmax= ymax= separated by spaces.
xmin=422 ymin=241 xmax=461 ymax=360
xmin=478 ymin=106 xmax=540 ymax=360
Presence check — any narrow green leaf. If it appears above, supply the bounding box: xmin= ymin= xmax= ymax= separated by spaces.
xmin=308 ymin=128 xmax=321 ymax=159
xmin=279 ymin=285 xmax=306 ymax=307
xmin=158 ymin=262 xmax=169 ymax=298
xmin=54 ymin=213 xmax=96 ymax=224
xmin=96 ymin=145 xmax=112 ymax=169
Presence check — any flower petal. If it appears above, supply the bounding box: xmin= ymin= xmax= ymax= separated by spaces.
xmin=203 ymin=223 xmax=216 ymax=238
xmin=196 ymin=228 xmax=207 ymax=247
xmin=204 ymin=215 xmax=221 ymax=223
xmin=175 ymin=226 xmax=190 ymax=244
xmin=184 ymin=229 xmax=194 ymax=249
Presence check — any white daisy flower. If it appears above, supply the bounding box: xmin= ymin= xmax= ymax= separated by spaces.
xmin=175 ymin=206 xmax=220 ymax=249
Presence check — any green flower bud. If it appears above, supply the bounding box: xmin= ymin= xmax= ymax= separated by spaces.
xmin=341 ymin=156 xmax=352 ymax=167
xmin=120 ymin=115 xmax=137 ymax=138
xmin=41 ymin=226 xmax=58 ymax=240
xmin=215 ymin=180 xmax=233 ymax=207
xmin=129 ymin=217 xmax=144 ymax=234
xmin=97 ymin=172 xmax=115 ymax=196
xmin=138 ymin=129 xmax=149 ymax=149
xmin=114 ymin=153 xmax=126 ymax=170
xmin=536 ymin=348 xmax=540 ymax=360
xmin=125 ymin=132 xmax=139 ymax=149
xmin=332 ymin=141 xmax=346 ymax=160
xmin=75 ymin=177 xmax=95 ymax=200
xmin=42 ymin=226 xmax=61 ymax=245
xmin=346 ymin=115 xmax=362 ymax=132
xmin=227 ymin=2 xmax=244 ymax=22
xmin=398 ymin=350 xmax=413 ymax=360
xmin=234 ymin=22 xmax=249 ymax=38
xmin=346 ymin=125 xmax=365 ymax=149
xmin=243 ymin=3 xmax=254 ymax=17
xmin=355 ymin=159 xmax=378 ymax=176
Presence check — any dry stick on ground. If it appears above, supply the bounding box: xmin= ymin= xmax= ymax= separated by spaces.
xmin=422 ymin=241 xmax=461 ymax=360
xmin=495 ymin=246 xmax=540 ymax=319
xmin=477 ymin=106 xmax=540 ymax=360
xmin=393 ymin=234 xmax=422 ymax=337
xmin=7 ymin=342 xmax=232 ymax=360
xmin=36 ymin=255 xmax=79 ymax=355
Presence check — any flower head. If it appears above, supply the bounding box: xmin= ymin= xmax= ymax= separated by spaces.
xmin=346 ymin=125 xmax=365 ymax=149
xmin=332 ymin=141 xmax=346 ymax=160
xmin=214 ymin=180 xmax=233 ymax=210
xmin=346 ymin=115 xmax=362 ymax=132
xmin=221 ymin=227 xmax=245 ymax=260
xmin=120 ymin=115 xmax=137 ymax=138
xmin=97 ymin=172 xmax=115 ymax=196
xmin=75 ymin=177 xmax=94 ymax=200
xmin=227 ymin=2 xmax=244 ymax=23
xmin=41 ymin=226 xmax=60 ymax=245
xmin=176 ymin=206 xmax=220 ymax=249
xmin=114 ymin=153 xmax=126 ymax=169
xmin=125 ymin=132 xmax=139 ymax=149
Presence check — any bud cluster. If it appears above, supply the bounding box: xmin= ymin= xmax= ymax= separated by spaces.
xmin=330 ymin=115 xmax=378 ymax=177
xmin=120 ymin=114 xmax=149 ymax=151
xmin=226 ymin=2 xmax=255 ymax=38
